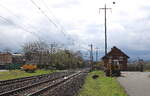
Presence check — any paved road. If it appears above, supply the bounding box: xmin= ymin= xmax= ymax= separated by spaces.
xmin=118 ymin=72 xmax=150 ymax=96
xmin=0 ymin=70 xmax=8 ymax=72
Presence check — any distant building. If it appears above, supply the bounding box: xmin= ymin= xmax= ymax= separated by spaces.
xmin=12 ymin=53 xmax=25 ymax=64
xmin=102 ymin=46 xmax=129 ymax=71
xmin=0 ymin=52 xmax=12 ymax=65
xmin=0 ymin=52 xmax=12 ymax=69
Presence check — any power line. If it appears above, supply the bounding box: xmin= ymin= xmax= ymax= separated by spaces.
xmin=0 ymin=3 xmax=37 ymax=30
xmin=38 ymin=0 xmax=76 ymax=44
xmin=0 ymin=16 xmax=40 ymax=40
xmin=30 ymin=0 xmax=76 ymax=46
xmin=38 ymin=0 xmax=60 ymax=25
xmin=0 ymin=2 xmax=70 ymax=45
xmin=0 ymin=4 xmax=45 ymax=41
xmin=0 ymin=0 xmax=85 ymax=51
xmin=37 ymin=0 xmax=78 ymax=45
xmin=0 ymin=4 xmax=19 ymax=19
xmin=38 ymin=0 xmax=67 ymax=33
xmin=33 ymin=0 xmax=88 ymax=49
xmin=0 ymin=3 xmax=87 ymax=56
xmin=30 ymin=0 xmax=58 ymax=28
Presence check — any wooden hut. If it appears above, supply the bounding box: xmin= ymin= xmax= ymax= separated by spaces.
xmin=102 ymin=46 xmax=129 ymax=71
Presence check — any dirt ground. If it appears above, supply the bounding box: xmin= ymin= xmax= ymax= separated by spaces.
xmin=117 ymin=72 xmax=150 ymax=96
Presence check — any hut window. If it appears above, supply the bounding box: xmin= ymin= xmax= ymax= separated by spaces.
xmin=109 ymin=56 xmax=112 ymax=59
xmin=119 ymin=56 xmax=123 ymax=61
xmin=113 ymin=60 xmax=119 ymax=65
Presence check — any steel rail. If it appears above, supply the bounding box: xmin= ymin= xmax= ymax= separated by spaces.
xmin=0 ymin=72 xmax=74 ymax=96
xmin=29 ymin=71 xmax=84 ymax=96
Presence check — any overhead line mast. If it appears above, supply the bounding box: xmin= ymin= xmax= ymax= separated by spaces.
xmin=99 ymin=4 xmax=112 ymax=55
xmin=89 ymin=44 xmax=93 ymax=69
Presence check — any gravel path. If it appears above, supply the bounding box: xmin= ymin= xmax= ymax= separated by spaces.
xmin=117 ymin=72 xmax=150 ymax=96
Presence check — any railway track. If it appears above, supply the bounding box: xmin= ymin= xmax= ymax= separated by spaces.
xmin=0 ymin=73 xmax=51 ymax=86
xmin=0 ymin=69 xmax=89 ymax=96
xmin=29 ymin=70 xmax=88 ymax=96
xmin=0 ymin=71 xmax=74 ymax=94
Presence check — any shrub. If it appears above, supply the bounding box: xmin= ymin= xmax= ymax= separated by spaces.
xmin=21 ymin=64 xmax=37 ymax=73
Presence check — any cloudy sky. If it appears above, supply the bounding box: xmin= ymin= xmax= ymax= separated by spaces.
xmin=0 ymin=0 xmax=150 ymax=60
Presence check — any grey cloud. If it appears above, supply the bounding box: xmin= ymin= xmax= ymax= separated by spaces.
xmin=0 ymin=0 xmax=150 ymax=60
xmin=52 ymin=0 xmax=79 ymax=8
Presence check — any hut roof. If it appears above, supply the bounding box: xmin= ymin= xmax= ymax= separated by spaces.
xmin=102 ymin=46 xmax=129 ymax=59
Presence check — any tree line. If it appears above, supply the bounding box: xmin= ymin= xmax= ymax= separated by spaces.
xmin=22 ymin=41 xmax=85 ymax=70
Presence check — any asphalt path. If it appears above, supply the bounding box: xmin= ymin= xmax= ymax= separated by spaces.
xmin=118 ymin=72 xmax=150 ymax=96
xmin=0 ymin=70 xmax=8 ymax=72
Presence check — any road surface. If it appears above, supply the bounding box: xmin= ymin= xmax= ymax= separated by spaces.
xmin=118 ymin=72 xmax=150 ymax=96
xmin=0 ymin=70 xmax=8 ymax=72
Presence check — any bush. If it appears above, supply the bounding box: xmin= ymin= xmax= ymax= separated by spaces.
xmin=21 ymin=64 xmax=37 ymax=73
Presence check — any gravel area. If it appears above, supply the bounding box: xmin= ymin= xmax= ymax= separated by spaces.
xmin=117 ymin=72 xmax=150 ymax=96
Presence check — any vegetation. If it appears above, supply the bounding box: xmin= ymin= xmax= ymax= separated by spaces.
xmin=22 ymin=41 xmax=85 ymax=70
xmin=0 ymin=69 xmax=56 ymax=80
xmin=78 ymin=71 xmax=127 ymax=96
xmin=143 ymin=62 xmax=150 ymax=71
xmin=51 ymin=50 xmax=85 ymax=69
xmin=21 ymin=64 xmax=37 ymax=72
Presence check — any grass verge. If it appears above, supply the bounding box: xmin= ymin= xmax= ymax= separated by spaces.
xmin=78 ymin=71 xmax=127 ymax=96
xmin=0 ymin=69 xmax=57 ymax=80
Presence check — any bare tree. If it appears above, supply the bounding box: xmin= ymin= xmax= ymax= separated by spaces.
xmin=22 ymin=41 xmax=50 ymax=68
xmin=22 ymin=41 xmax=85 ymax=69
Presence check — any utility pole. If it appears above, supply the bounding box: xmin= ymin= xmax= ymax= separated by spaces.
xmin=50 ymin=42 xmax=56 ymax=66
xmin=50 ymin=43 xmax=54 ymax=66
xmin=90 ymin=44 xmax=93 ymax=68
xmin=99 ymin=4 xmax=112 ymax=55
xmin=95 ymin=48 xmax=99 ymax=62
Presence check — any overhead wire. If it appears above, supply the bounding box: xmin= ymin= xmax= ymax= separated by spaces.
xmin=29 ymin=0 xmax=74 ymax=52
xmin=0 ymin=16 xmax=42 ymax=50
xmin=30 ymin=0 xmax=74 ymax=52
xmin=0 ymin=0 xmax=91 ymax=57
xmin=39 ymin=0 xmax=76 ymax=48
xmin=34 ymin=0 xmax=95 ymax=61
xmin=0 ymin=3 xmax=68 ymax=44
xmin=37 ymin=0 xmax=77 ymax=45
xmin=30 ymin=0 xmax=58 ymax=28
xmin=30 ymin=0 xmax=75 ymax=48
xmin=38 ymin=0 xmax=68 ymax=36
xmin=0 ymin=4 xmax=44 ymax=41
xmin=0 ymin=16 xmax=40 ymax=40
xmin=31 ymin=0 xmax=92 ymax=54
xmin=35 ymin=0 xmax=90 ymax=50
xmin=38 ymin=0 xmax=60 ymax=26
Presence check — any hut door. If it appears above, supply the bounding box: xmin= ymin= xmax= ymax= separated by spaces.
xmin=113 ymin=59 xmax=120 ymax=69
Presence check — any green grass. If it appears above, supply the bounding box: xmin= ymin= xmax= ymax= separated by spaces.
xmin=78 ymin=71 xmax=127 ymax=96
xmin=0 ymin=69 xmax=57 ymax=80
xmin=144 ymin=69 xmax=150 ymax=72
